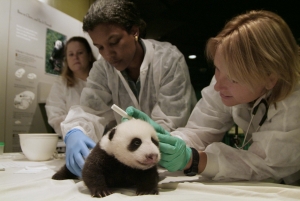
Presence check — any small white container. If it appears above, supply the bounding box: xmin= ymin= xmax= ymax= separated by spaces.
xmin=19 ymin=134 xmax=58 ymax=161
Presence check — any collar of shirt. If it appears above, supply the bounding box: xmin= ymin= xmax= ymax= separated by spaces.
xmin=121 ymin=70 xmax=141 ymax=101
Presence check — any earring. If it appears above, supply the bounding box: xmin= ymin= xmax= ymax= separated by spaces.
xmin=135 ymin=35 xmax=138 ymax=42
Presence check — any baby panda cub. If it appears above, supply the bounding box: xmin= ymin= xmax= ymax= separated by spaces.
xmin=52 ymin=119 xmax=160 ymax=198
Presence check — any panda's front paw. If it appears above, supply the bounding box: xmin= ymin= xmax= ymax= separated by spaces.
xmin=90 ymin=187 xmax=113 ymax=198
xmin=136 ymin=188 xmax=159 ymax=195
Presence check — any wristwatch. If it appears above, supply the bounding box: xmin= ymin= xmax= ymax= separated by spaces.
xmin=184 ymin=147 xmax=199 ymax=176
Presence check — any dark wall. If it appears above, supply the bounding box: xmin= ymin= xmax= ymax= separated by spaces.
xmin=132 ymin=0 xmax=300 ymax=96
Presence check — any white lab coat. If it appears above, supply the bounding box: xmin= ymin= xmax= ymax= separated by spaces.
xmin=45 ymin=78 xmax=86 ymax=136
xmin=172 ymin=77 xmax=300 ymax=185
xmin=61 ymin=39 xmax=197 ymax=142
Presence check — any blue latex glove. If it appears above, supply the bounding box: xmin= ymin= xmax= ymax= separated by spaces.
xmin=124 ymin=106 xmax=169 ymax=135
xmin=158 ymin=133 xmax=192 ymax=172
xmin=64 ymin=128 xmax=96 ymax=177
xmin=124 ymin=106 xmax=191 ymax=172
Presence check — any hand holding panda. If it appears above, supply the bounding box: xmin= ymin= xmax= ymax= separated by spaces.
xmin=52 ymin=119 xmax=160 ymax=197
xmin=124 ymin=106 xmax=192 ymax=172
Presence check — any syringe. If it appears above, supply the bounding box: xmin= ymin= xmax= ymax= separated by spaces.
xmin=111 ymin=104 xmax=133 ymax=120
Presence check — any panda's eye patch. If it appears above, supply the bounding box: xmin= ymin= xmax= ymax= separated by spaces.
xmin=128 ymin=138 xmax=142 ymax=151
xmin=108 ymin=128 xmax=116 ymax=140
xmin=151 ymin=137 xmax=159 ymax=147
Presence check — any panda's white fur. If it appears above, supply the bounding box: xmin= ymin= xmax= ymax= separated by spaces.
xmin=100 ymin=119 xmax=160 ymax=170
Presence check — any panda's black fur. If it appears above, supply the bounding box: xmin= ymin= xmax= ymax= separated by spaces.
xmin=52 ymin=119 xmax=160 ymax=197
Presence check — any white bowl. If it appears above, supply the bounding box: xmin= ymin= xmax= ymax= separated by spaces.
xmin=19 ymin=133 xmax=58 ymax=161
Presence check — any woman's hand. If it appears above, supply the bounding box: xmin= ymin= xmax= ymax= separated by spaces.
xmin=157 ymin=133 xmax=192 ymax=171
xmin=64 ymin=129 xmax=96 ymax=177
xmin=123 ymin=106 xmax=170 ymax=135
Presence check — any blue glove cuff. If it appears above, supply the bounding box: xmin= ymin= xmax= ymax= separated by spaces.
xmin=64 ymin=128 xmax=82 ymax=143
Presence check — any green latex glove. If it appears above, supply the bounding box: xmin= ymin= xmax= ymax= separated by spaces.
xmin=158 ymin=133 xmax=192 ymax=172
xmin=124 ymin=106 xmax=170 ymax=135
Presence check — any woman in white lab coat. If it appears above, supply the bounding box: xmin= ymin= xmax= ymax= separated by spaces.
xmin=61 ymin=0 xmax=196 ymax=177
xmin=127 ymin=10 xmax=300 ymax=185
xmin=45 ymin=36 xmax=96 ymax=136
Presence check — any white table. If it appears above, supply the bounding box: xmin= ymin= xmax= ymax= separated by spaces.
xmin=1 ymin=153 xmax=300 ymax=201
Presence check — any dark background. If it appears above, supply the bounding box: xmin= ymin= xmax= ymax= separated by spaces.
xmin=132 ymin=0 xmax=300 ymax=97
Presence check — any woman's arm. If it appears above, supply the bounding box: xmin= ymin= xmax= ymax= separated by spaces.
xmin=151 ymin=43 xmax=197 ymax=131
xmin=45 ymin=79 xmax=67 ymax=136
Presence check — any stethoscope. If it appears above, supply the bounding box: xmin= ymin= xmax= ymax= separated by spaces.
xmin=234 ymin=98 xmax=269 ymax=150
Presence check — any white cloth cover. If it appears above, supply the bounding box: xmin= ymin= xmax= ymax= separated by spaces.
xmin=1 ymin=155 xmax=300 ymax=201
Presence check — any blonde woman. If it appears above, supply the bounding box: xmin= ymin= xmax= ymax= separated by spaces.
xmin=46 ymin=36 xmax=96 ymax=136
xmin=127 ymin=10 xmax=300 ymax=185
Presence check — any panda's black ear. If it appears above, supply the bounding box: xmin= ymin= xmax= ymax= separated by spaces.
xmin=108 ymin=128 xmax=116 ymax=141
